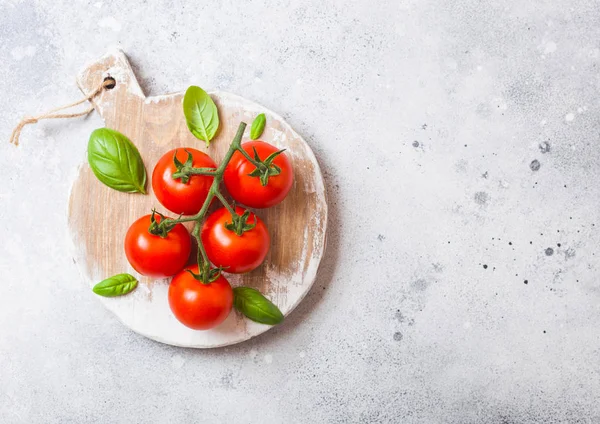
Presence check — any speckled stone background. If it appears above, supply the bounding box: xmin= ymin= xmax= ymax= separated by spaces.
xmin=1 ymin=0 xmax=600 ymax=423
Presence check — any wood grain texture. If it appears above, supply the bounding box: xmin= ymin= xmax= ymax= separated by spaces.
xmin=68 ymin=49 xmax=328 ymax=348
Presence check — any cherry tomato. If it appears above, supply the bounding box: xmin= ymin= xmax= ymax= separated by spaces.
xmin=201 ymin=206 xmax=270 ymax=273
xmin=124 ymin=214 xmax=191 ymax=278
xmin=168 ymin=265 xmax=233 ymax=330
xmin=223 ymin=140 xmax=293 ymax=208
xmin=152 ymin=148 xmax=216 ymax=215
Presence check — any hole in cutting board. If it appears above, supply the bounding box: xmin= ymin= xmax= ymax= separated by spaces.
xmin=103 ymin=76 xmax=116 ymax=90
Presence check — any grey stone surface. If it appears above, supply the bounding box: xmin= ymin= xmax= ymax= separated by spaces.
xmin=1 ymin=0 xmax=600 ymax=422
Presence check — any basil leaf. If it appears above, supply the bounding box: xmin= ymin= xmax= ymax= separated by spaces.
xmin=93 ymin=273 xmax=138 ymax=297
xmin=183 ymin=86 xmax=219 ymax=147
xmin=88 ymin=128 xmax=147 ymax=194
xmin=250 ymin=113 xmax=266 ymax=140
xmin=233 ymin=287 xmax=284 ymax=325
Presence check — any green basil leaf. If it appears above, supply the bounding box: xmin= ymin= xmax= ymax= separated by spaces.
xmin=93 ymin=273 xmax=138 ymax=297
xmin=250 ymin=113 xmax=266 ymax=140
xmin=233 ymin=287 xmax=284 ymax=325
xmin=183 ymin=86 xmax=219 ymax=146
xmin=88 ymin=128 xmax=147 ymax=194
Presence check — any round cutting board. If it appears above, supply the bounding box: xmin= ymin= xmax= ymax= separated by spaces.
xmin=68 ymin=49 xmax=327 ymax=348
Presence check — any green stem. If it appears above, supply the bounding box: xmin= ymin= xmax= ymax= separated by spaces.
xmin=157 ymin=122 xmax=248 ymax=282
xmin=215 ymin=123 xmax=247 ymax=173
xmin=164 ymin=215 xmax=198 ymax=224
xmin=172 ymin=167 xmax=215 ymax=180
xmin=214 ymin=191 xmax=237 ymax=216
xmin=187 ymin=167 xmax=216 ymax=174
xmin=191 ymin=221 xmax=210 ymax=281
xmin=237 ymin=145 xmax=263 ymax=168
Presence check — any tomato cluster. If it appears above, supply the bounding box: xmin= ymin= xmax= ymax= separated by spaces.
xmin=124 ymin=139 xmax=293 ymax=330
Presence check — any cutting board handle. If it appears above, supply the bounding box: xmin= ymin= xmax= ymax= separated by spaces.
xmin=76 ymin=49 xmax=145 ymax=119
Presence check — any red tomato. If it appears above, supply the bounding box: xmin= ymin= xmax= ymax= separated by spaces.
xmin=201 ymin=206 xmax=270 ymax=273
xmin=124 ymin=214 xmax=191 ymax=278
xmin=152 ymin=148 xmax=216 ymax=215
xmin=223 ymin=140 xmax=293 ymax=208
xmin=168 ymin=265 xmax=233 ymax=330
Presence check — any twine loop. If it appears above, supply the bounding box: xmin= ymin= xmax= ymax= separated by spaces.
xmin=9 ymin=78 xmax=115 ymax=146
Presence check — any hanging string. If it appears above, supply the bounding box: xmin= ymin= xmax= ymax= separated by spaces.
xmin=9 ymin=78 xmax=115 ymax=146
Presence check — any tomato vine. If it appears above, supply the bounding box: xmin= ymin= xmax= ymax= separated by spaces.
xmin=155 ymin=121 xmax=282 ymax=284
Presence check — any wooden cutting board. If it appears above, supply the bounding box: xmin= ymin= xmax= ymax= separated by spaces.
xmin=68 ymin=49 xmax=328 ymax=348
